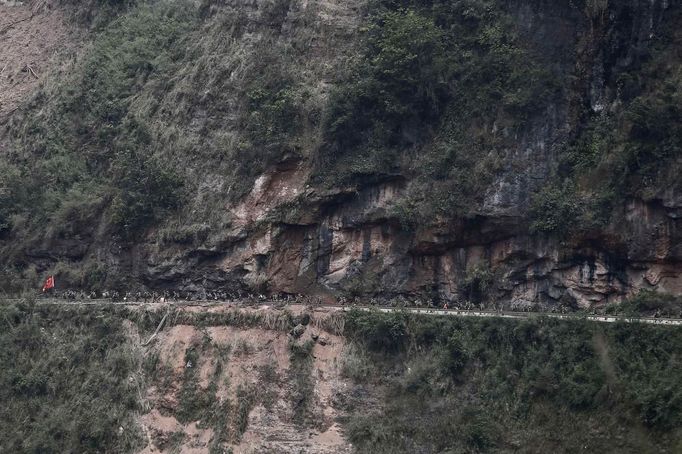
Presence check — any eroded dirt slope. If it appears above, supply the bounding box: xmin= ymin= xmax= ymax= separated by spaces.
xmin=135 ymin=304 xmax=352 ymax=454
xmin=0 ymin=0 xmax=79 ymax=118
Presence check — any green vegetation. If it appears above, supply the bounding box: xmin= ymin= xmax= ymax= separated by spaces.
xmin=204 ymin=357 xmax=233 ymax=453
xmin=0 ymin=0 xmax=678 ymax=297
xmin=151 ymin=0 xmax=317 ymax=205
xmin=0 ymin=301 xmax=144 ymax=453
xmin=606 ymin=290 xmax=682 ymax=318
xmin=528 ymin=182 xmax=611 ymax=236
xmin=171 ymin=337 xmax=249 ymax=451
xmin=258 ymin=361 xmax=281 ymax=410
xmin=288 ymin=339 xmax=316 ymax=425
xmin=2 ymin=300 xmax=682 ymax=453
xmin=0 ymin=300 xmax=325 ymax=452
xmin=59 ymin=0 xmax=137 ymax=28
xmin=0 ymin=0 xmax=320 ymax=291
xmin=530 ymin=12 xmax=682 ymax=237
xmin=233 ymin=383 xmax=258 ymax=439
xmin=241 ymin=84 xmax=305 ymax=168
xmin=136 ymin=310 xmax=296 ymax=450
xmin=342 ymin=309 xmax=682 ymax=453
xmin=460 ymin=264 xmax=495 ymax=305
xmin=1 ymin=1 xmax=193 ymax=253
xmin=315 ymin=0 xmax=556 ymax=225
xmin=176 ymin=342 xmax=215 ymax=423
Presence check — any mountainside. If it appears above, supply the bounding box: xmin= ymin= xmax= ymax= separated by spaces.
xmin=1 ymin=0 xmax=681 ymax=309
xmin=2 ymin=301 xmax=681 ymax=453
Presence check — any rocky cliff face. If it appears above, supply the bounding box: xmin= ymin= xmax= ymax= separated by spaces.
xmin=1 ymin=0 xmax=680 ymax=308
xmin=145 ymin=162 xmax=681 ymax=309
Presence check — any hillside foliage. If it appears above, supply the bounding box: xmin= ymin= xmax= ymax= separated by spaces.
xmin=0 ymin=0 xmax=680 ymax=297
xmin=1 ymin=2 xmax=192 ymax=246
xmin=0 ymin=301 xmax=144 ymax=453
xmin=343 ymin=310 xmax=682 ymax=453
xmin=315 ymin=0 xmax=557 ymax=225
xmin=530 ymin=11 xmax=682 ymax=236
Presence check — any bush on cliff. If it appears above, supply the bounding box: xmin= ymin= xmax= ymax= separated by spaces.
xmin=316 ymin=0 xmax=556 ymax=224
xmin=606 ymin=290 xmax=682 ymax=318
xmin=530 ymin=14 xmax=682 ymax=236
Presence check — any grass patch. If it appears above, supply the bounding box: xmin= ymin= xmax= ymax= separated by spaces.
xmin=258 ymin=361 xmax=281 ymax=410
xmin=288 ymin=339 xmax=316 ymax=425
xmin=605 ymin=290 xmax=682 ymax=318
xmin=0 ymin=300 xmax=144 ymax=453
xmin=342 ymin=309 xmax=682 ymax=452
xmin=233 ymin=383 xmax=258 ymax=440
xmin=176 ymin=343 xmax=214 ymax=424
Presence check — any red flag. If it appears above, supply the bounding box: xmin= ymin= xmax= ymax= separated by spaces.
xmin=42 ymin=276 xmax=55 ymax=292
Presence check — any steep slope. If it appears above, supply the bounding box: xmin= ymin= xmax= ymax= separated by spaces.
xmin=1 ymin=301 xmax=681 ymax=453
xmin=0 ymin=0 xmax=680 ymax=309
xmin=137 ymin=306 xmax=350 ymax=454
xmin=0 ymin=0 xmax=80 ymax=117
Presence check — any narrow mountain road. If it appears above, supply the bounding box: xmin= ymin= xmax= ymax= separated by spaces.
xmin=348 ymin=306 xmax=682 ymax=326
xmin=7 ymin=298 xmax=681 ymax=326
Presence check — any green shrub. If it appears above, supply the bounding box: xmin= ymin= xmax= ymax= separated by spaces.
xmin=0 ymin=304 xmax=144 ymax=453
xmin=439 ymin=330 xmax=471 ymax=377
xmin=342 ymin=312 xmax=682 ymax=452
xmin=246 ymin=86 xmax=302 ymax=143
xmin=608 ymin=290 xmax=682 ymax=317
xmin=345 ymin=309 xmax=409 ymax=352
xmin=340 ymin=344 xmax=375 ymax=382
xmin=109 ymin=147 xmax=185 ymax=237
xmin=529 ymin=183 xmax=584 ymax=235
xmin=529 ymin=182 xmax=611 ymax=236
xmin=288 ymin=339 xmax=316 ymax=424
xmin=561 ymin=114 xmax=616 ymax=173
xmin=315 ymin=0 xmax=555 ymax=224
xmin=460 ymin=264 xmax=494 ymax=304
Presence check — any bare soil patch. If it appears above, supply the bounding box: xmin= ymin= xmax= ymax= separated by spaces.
xmin=0 ymin=1 xmax=79 ymax=118
xmin=137 ymin=305 xmax=352 ymax=453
